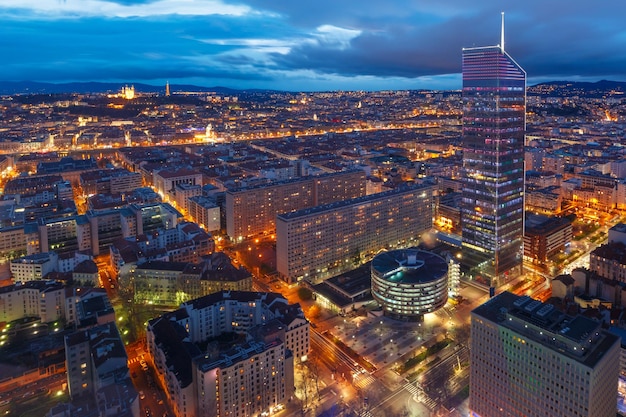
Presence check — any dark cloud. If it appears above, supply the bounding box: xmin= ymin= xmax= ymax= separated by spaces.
xmin=0 ymin=1 xmax=625 ymax=90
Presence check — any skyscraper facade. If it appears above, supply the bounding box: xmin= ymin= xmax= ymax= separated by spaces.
xmin=461 ymin=15 xmax=526 ymax=286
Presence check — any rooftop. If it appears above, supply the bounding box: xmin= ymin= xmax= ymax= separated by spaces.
xmin=372 ymin=248 xmax=447 ymax=284
xmin=472 ymin=291 xmax=620 ymax=368
xmin=278 ymin=182 xmax=431 ymax=220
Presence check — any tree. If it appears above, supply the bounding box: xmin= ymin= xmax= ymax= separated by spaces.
xmin=297 ymin=287 xmax=312 ymax=301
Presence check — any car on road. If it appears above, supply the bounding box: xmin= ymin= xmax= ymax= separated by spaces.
xmin=139 ymin=391 xmax=145 ymax=400
xmin=145 ymin=406 xmax=152 ymax=417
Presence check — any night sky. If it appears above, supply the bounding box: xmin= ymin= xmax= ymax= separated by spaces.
xmin=2 ymin=0 xmax=625 ymax=91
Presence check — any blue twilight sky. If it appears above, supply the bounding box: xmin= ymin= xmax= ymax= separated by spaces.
xmin=1 ymin=0 xmax=626 ymax=91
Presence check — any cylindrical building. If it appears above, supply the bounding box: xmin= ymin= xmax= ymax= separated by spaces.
xmin=371 ymin=248 xmax=448 ymax=321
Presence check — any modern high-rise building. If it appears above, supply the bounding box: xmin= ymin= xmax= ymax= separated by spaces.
xmin=470 ymin=292 xmax=620 ymax=417
xmin=461 ymin=14 xmax=526 ymax=286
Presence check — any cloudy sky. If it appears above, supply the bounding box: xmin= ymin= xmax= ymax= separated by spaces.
xmin=1 ymin=0 xmax=625 ymax=91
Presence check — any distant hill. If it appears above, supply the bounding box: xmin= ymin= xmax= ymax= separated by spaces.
xmin=1 ymin=79 xmax=625 ymax=96
xmin=528 ymin=80 xmax=626 ymax=97
xmin=0 ymin=81 xmax=249 ymax=95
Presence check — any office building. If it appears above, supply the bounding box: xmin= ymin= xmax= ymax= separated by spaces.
xmin=523 ymin=214 xmax=572 ymax=263
xmin=371 ymin=249 xmax=448 ymax=321
xmin=276 ymin=183 xmax=433 ymax=283
xmin=461 ymin=14 xmax=526 ymax=286
xmin=470 ymin=292 xmax=620 ymax=417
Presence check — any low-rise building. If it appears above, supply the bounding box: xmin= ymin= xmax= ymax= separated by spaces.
xmin=188 ymin=195 xmax=221 ymax=232
xmin=64 ymin=322 xmax=136 ymax=417
xmin=590 ymin=242 xmax=626 ymax=283
xmin=523 ymin=214 xmax=572 ymax=263
xmin=10 ymin=252 xmax=59 ymax=282
xmin=0 ymin=280 xmax=65 ymax=323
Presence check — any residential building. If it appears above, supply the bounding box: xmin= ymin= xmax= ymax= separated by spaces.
xmin=79 ymin=168 xmax=143 ymax=196
xmin=173 ymin=183 xmax=202 ymax=214
xmin=188 ymin=195 xmax=221 ymax=232
xmin=195 ymin=339 xmax=292 ymax=417
xmin=276 ymin=183 xmax=433 ymax=283
xmin=64 ymin=321 xmax=135 ymax=417
xmin=153 ymin=168 xmax=203 ymax=200
xmin=590 ymin=242 xmax=626 ymax=283
xmin=609 ymin=223 xmax=626 ymax=245
xmin=225 ymin=170 xmax=366 ymax=240
xmin=10 ymin=252 xmax=59 ymax=282
xmin=146 ymin=291 xmax=308 ymax=417
xmin=130 ymin=253 xmax=251 ymax=305
xmin=0 ymin=280 xmax=65 ymax=323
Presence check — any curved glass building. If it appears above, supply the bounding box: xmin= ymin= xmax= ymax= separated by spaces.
xmin=371 ymin=248 xmax=448 ymax=321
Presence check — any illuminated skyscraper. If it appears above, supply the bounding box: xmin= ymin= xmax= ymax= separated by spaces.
xmin=461 ymin=14 xmax=526 ymax=286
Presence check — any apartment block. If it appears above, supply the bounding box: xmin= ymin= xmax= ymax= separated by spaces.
xmin=0 ymin=280 xmax=65 ymax=323
xmin=195 ymin=339 xmax=292 ymax=417
xmin=79 ymin=168 xmax=143 ymax=196
xmin=10 ymin=252 xmax=59 ymax=282
xmin=188 ymin=195 xmax=221 ymax=232
xmin=146 ymin=291 xmax=308 ymax=417
xmin=173 ymin=183 xmax=202 ymax=214
xmin=525 ymin=186 xmax=562 ymax=214
xmin=153 ymin=168 xmax=203 ymax=200
xmin=131 ymin=253 xmax=246 ymax=305
xmin=590 ymin=242 xmax=626 ymax=283
xmin=276 ymin=183 xmax=433 ymax=283
xmin=225 ymin=170 xmax=366 ymax=239
xmin=64 ymin=322 xmax=135 ymax=417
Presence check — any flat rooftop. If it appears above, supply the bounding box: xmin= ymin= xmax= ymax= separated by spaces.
xmin=472 ymin=292 xmax=619 ymax=368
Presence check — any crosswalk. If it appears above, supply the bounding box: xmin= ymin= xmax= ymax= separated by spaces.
xmin=353 ymin=374 xmax=377 ymax=390
xmin=403 ymin=382 xmax=437 ymax=410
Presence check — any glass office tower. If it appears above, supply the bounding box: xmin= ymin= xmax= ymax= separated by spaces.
xmin=461 ymin=17 xmax=526 ymax=287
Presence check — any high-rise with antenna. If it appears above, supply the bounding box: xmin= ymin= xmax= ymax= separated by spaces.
xmin=500 ymin=11 xmax=505 ymax=52
xmin=460 ymin=13 xmax=526 ymax=289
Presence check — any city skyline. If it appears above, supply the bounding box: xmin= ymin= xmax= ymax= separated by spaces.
xmin=1 ymin=1 xmax=626 ymax=92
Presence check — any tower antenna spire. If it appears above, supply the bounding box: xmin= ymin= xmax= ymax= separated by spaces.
xmin=500 ymin=12 xmax=505 ymax=52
